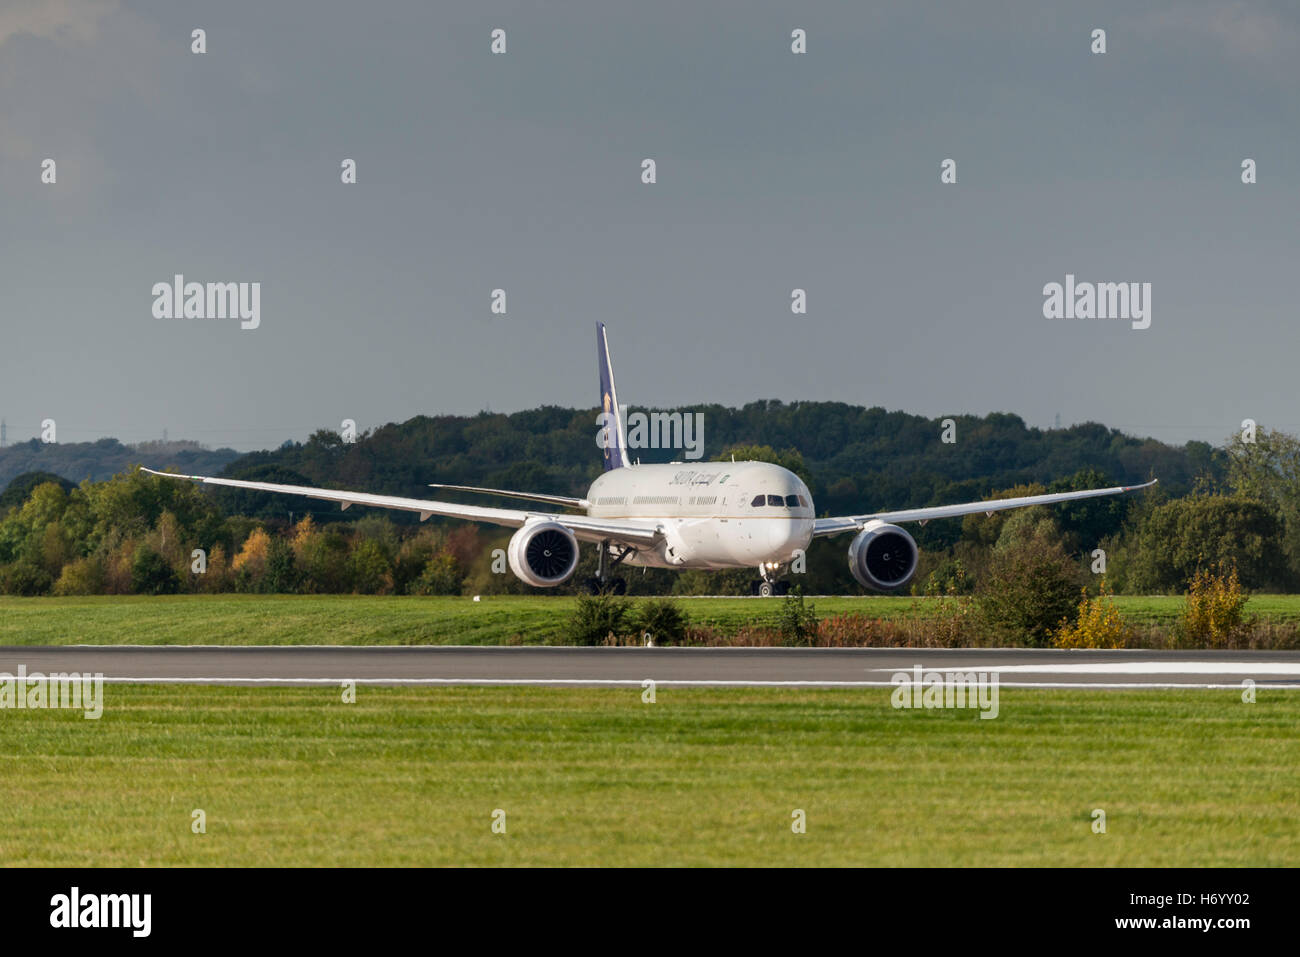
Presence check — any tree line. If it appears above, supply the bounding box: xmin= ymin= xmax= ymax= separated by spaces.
xmin=0 ymin=403 xmax=1296 ymax=597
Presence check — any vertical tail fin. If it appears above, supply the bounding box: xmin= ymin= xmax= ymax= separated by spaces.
xmin=596 ymin=322 xmax=631 ymax=471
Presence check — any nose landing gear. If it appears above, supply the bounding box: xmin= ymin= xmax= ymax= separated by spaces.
xmin=751 ymin=564 xmax=791 ymax=597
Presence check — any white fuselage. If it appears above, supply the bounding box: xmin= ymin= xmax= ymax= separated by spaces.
xmin=584 ymin=462 xmax=815 ymax=569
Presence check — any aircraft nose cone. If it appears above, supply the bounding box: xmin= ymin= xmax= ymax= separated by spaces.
xmin=769 ymin=519 xmax=800 ymax=557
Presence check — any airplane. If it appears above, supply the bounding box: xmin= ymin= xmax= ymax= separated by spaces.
xmin=143 ymin=323 xmax=1156 ymax=597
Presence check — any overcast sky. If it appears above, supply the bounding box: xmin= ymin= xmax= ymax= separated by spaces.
xmin=2 ymin=0 xmax=1297 ymax=451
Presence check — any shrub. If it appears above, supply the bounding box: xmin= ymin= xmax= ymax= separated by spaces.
xmin=729 ymin=624 xmax=783 ymax=646
xmin=1119 ymin=495 xmax=1289 ymax=593
xmin=921 ymin=557 xmax=972 ymax=597
xmin=412 ymin=552 xmax=463 ymax=596
xmin=350 ymin=539 xmax=394 ymax=595
xmin=813 ymin=599 xmax=977 ymax=648
xmin=634 ymin=598 xmax=689 ymax=645
xmin=921 ymin=594 xmax=978 ymax=647
xmin=562 ymin=593 xmax=632 ymax=645
xmin=975 ymin=534 xmax=1080 ymax=645
xmin=392 ymin=530 xmax=439 ymax=594
xmin=1053 ymin=580 xmax=1133 ymax=649
xmin=264 ymin=536 xmax=300 ymax=593
xmin=53 ymin=557 xmax=106 ymax=596
xmin=103 ymin=538 xmax=137 ymax=594
xmin=296 ymin=531 xmax=352 ymax=593
xmin=1176 ymin=562 xmax=1252 ymax=648
xmin=776 ymin=589 xmax=818 ymax=646
xmin=232 ymin=527 xmax=271 ymax=577
xmin=815 ymin=613 xmax=904 ymax=647
xmin=2 ymin=560 xmax=52 ymax=596
xmin=197 ymin=544 xmax=232 ymax=593
xmin=130 ymin=545 xmax=179 ymax=595
xmin=232 ymin=528 xmax=273 ymax=592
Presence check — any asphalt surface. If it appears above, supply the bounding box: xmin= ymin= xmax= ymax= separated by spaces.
xmin=1 ymin=646 xmax=1299 ymax=688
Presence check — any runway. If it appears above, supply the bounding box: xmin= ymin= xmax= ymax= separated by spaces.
xmin=2 ymin=646 xmax=1299 ymax=689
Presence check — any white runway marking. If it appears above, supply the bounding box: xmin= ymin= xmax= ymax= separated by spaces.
xmin=76 ymin=676 xmax=1300 ymax=690
xmin=873 ymin=662 xmax=1300 ymax=675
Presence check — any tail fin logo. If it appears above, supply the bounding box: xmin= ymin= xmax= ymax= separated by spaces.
xmin=597 ymin=323 xmax=631 ymax=471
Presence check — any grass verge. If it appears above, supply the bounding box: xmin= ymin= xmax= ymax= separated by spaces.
xmin=5 ymin=594 xmax=1300 ymax=646
xmin=1 ymin=685 xmax=1295 ymax=866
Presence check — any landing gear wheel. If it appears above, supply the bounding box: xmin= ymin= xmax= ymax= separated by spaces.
xmin=609 ymin=577 xmax=627 ymax=596
xmin=775 ymin=580 xmax=790 ymax=596
xmin=582 ymin=577 xmax=602 ymax=595
xmin=758 ymin=581 xmax=775 ymax=598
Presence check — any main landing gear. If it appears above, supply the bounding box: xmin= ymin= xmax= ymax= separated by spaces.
xmin=581 ymin=540 xmax=631 ymax=595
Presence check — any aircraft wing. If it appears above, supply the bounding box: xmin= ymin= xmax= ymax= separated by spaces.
xmin=426 ymin=483 xmax=590 ymax=509
xmin=813 ymin=478 xmax=1157 ymax=538
xmin=139 ymin=467 xmax=663 ymax=548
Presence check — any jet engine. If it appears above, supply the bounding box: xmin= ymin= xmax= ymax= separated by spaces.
xmin=508 ymin=522 xmax=580 ymax=587
xmin=847 ymin=521 xmax=919 ymax=591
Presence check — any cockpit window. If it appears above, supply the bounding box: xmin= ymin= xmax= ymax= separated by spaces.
xmin=767 ymin=494 xmax=784 ymax=507
xmin=785 ymin=494 xmax=800 ymax=508
xmin=750 ymin=495 xmax=766 ymax=507
xmin=798 ymin=495 xmax=810 ymax=508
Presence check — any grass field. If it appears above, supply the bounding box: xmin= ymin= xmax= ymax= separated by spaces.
xmin=1 ymin=685 xmax=1295 ymax=866
xmin=4 ymin=593 xmax=1300 ymax=646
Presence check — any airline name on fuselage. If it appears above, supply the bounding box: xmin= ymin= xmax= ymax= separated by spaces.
xmin=668 ymin=469 xmax=725 ymax=486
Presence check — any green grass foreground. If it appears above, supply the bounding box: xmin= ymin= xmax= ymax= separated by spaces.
xmin=4 ymin=593 xmax=1300 ymax=646
xmin=1 ymin=685 xmax=1295 ymax=866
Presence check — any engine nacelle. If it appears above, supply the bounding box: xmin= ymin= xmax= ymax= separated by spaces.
xmin=507 ymin=522 xmax=580 ymax=587
xmin=847 ymin=521 xmax=919 ymax=591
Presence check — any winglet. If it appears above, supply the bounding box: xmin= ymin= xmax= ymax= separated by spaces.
xmin=140 ymin=466 xmax=203 ymax=481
